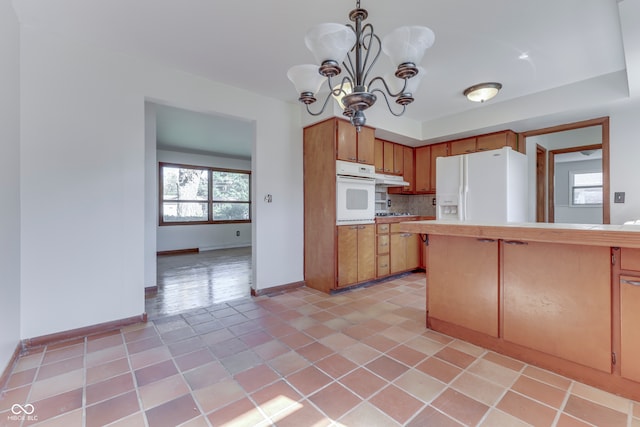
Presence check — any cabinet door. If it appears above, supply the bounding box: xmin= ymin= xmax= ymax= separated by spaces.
xmin=406 ymin=233 xmax=421 ymax=270
xmin=383 ymin=141 xmax=394 ymax=173
xmin=336 ymin=120 xmax=357 ymax=162
xmin=503 ymin=241 xmax=611 ymax=372
xmin=415 ymin=146 xmax=431 ymax=193
xmin=393 ymin=144 xmax=404 ymax=175
xmin=357 ymin=127 xmax=375 ymax=165
xmin=337 ymin=226 xmax=358 ymax=286
xmin=428 ymin=235 xmax=499 ymax=337
xmin=374 ymin=139 xmax=384 ymax=172
xmin=389 ymin=233 xmax=406 ymax=274
xmin=357 ymin=224 xmax=375 ymax=282
xmin=402 ymin=146 xmax=414 ymax=193
xmin=477 ymin=132 xmax=512 ymax=152
xmin=449 ymin=137 xmax=476 ymax=155
xmin=620 ymin=275 xmax=640 ymax=382
xmin=429 ymin=143 xmax=448 ymax=192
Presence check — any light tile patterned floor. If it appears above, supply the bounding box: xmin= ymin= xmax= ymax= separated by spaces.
xmin=1 ymin=273 xmax=639 ymax=426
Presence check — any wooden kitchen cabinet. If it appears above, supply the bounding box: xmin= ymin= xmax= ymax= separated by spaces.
xmin=427 ymin=235 xmax=499 ymax=337
xmin=503 ymin=241 xmax=611 ymax=372
xmin=376 ymin=223 xmax=390 ymax=277
xmin=336 ymin=119 xmax=375 ymax=165
xmin=389 ymin=145 xmax=414 ymax=194
xmin=389 ymin=223 xmax=420 ymax=274
xmin=477 ymin=130 xmax=520 ymax=153
xmin=414 ymin=146 xmax=431 ymax=193
xmin=337 ymin=224 xmax=375 ymax=287
xmin=449 ymin=137 xmax=477 ymax=155
xmin=393 ymin=143 xmax=404 ymax=175
xmin=374 ymin=138 xmax=384 ymax=172
xmin=429 ymin=142 xmax=448 ymax=193
xmin=620 ymin=274 xmax=640 ymax=382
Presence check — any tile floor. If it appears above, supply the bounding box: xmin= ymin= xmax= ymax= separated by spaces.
xmin=1 ymin=273 xmax=639 ymax=427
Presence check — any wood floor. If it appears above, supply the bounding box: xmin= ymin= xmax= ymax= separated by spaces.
xmin=145 ymin=247 xmax=252 ymax=319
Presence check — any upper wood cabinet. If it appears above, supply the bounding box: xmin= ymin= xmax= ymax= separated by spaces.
xmin=374 ymin=138 xmax=396 ymax=173
xmin=374 ymin=139 xmax=384 ymax=172
xmin=415 ymin=146 xmax=431 ymax=193
xmin=445 ymin=130 xmax=522 ymax=157
xmin=336 ymin=119 xmax=375 ymax=165
xmin=429 ymin=143 xmax=448 ymax=193
xmin=449 ymin=137 xmax=477 ymax=156
xmin=388 ymin=145 xmax=414 ymax=194
xmin=477 ymin=130 xmax=520 ymax=153
xmin=393 ymin=144 xmax=404 ymax=175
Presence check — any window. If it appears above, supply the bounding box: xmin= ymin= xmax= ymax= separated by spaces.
xmin=570 ymin=170 xmax=602 ymax=206
xmin=160 ymin=163 xmax=250 ymax=225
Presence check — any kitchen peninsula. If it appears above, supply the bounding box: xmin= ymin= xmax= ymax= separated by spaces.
xmin=398 ymin=220 xmax=640 ymax=401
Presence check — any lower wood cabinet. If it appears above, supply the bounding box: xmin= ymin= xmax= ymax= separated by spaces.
xmin=389 ymin=223 xmax=420 ymax=274
xmin=428 ymin=235 xmax=499 ymax=337
xmin=337 ymin=224 xmax=375 ymax=287
xmin=503 ymin=241 xmax=611 ymax=372
xmin=620 ymin=275 xmax=640 ymax=382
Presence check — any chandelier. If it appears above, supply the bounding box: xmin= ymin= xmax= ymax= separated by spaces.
xmin=287 ymin=0 xmax=434 ymax=131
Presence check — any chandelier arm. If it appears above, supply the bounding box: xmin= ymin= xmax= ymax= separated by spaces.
xmin=359 ymin=24 xmax=382 ymax=85
xmin=368 ymin=76 xmax=408 ymax=98
xmin=304 ymin=88 xmax=337 ymax=116
xmin=370 ymin=88 xmax=407 ymax=117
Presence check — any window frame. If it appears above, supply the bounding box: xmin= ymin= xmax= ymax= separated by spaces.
xmin=159 ymin=162 xmax=251 ymax=226
xmin=569 ymin=170 xmax=603 ymax=207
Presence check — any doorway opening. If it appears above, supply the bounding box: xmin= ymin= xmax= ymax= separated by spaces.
xmin=145 ymin=102 xmax=255 ymax=319
xmin=523 ymin=117 xmax=610 ymax=224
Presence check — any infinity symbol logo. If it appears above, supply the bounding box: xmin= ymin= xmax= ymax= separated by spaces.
xmin=11 ymin=403 xmax=35 ymax=415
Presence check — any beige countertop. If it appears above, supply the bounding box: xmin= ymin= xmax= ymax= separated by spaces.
xmin=397 ymin=220 xmax=640 ymax=248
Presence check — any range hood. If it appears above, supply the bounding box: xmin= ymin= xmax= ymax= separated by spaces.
xmin=374 ymin=173 xmax=410 ymax=187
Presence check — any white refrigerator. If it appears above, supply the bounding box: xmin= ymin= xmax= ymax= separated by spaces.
xmin=436 ymin=146 xmax=528 ymax=222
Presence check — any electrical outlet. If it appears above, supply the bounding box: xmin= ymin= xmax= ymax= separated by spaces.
xmin=614 ymin=192 xmax=625 ymax=203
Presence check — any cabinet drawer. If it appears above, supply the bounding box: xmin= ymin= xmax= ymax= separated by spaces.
xmin=377 ymin=254 xmax=390 ymax=277
xmin=621 ymin=248 xmax=640 ymax=271
xmin=377 ymin=223 xmax=390 ymax=233
xmin=390 ymin=222 xmax=415 ymax=233
xmin=377 ymin=235 xmax=390 ymax=254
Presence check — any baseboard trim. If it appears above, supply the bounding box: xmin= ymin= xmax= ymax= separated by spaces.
xmin=21 ymin=313 xmax=147 ymax=351
xmin=145 ymin=286 xmax=159 ymax=295
xmin=157 ymin=248 xmax=199 ymax=256
xmin=0 ymin=343 xmax=22 ymax=391
xmin=251 ymin=281 xmax=305 ymax=297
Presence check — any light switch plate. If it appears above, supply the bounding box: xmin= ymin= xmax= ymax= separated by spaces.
xmin=614 ymin=192 xmax=625 ymax=203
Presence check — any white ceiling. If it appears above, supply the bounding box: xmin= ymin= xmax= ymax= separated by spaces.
xmin=13 ymin=0 xmax=639 ymax=157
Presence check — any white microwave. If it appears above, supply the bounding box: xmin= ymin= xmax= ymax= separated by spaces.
xmin=336 ymin=161 xmax=376 ymax=225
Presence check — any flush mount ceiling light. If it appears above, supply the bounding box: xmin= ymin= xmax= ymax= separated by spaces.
xmin=287 ymin=0 xmax=434 ymax=131
xmin=463 ymin=82 xmax=502 ymax=103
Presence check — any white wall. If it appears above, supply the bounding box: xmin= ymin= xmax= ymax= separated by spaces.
xmin=144 ymin=103 xmax=157 ymax=289
xmin=609 ymin=99 xmax=640 ymax=224
xmin=156 ymin=149 xmax=252 ymax=252
xmin=19 ymin=25 xmax=303 ymax=338
xmin=0 ymin=0 xmax=21 ymax=372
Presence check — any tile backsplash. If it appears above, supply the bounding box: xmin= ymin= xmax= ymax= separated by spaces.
xmin=388 ymin=194 xmax=436 ymax=217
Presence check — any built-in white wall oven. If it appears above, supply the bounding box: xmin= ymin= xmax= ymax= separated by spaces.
xmin=336 ymin=160 xmax=376 ymax=225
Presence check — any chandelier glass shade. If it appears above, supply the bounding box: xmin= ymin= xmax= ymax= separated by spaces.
xmin=287 ymin=1 xmax=434 ymax=131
